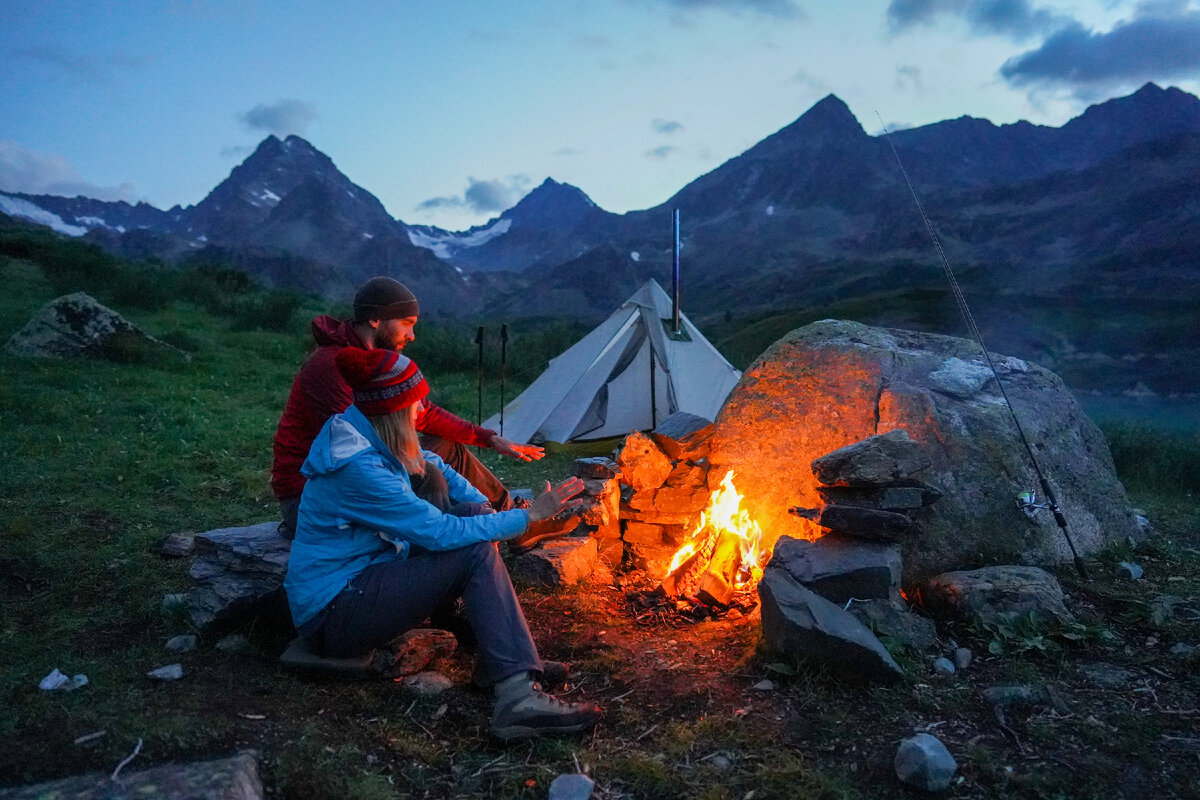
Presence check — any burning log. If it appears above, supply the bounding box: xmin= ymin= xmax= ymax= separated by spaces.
xmin=658 ymin=525 xmax=718 ymax=598
xmin=696 ymin=529 xmax=745 ymax=607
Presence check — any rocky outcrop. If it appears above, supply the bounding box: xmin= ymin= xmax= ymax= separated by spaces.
xmin=711 ymin=320 xmax=1139 ymax=582
xmin=4 ymin=292 xmax=183 ymax=363
xmin=923 ymin=566 xmax=1072 ymax=624
xmin=0 ymin=751 xmax=262 ymax=800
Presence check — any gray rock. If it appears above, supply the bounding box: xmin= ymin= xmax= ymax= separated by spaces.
xmin=924 ymin=566 xmax=1071 ymax=624
xmin=4 ymin=292 xmax=184 ymax=363
xmin=279 ymin=637 xmax=376 ymax=677
xmin=928 ymin=357 xmax=994 ymax=398
xmin=510 ymin=537 xmax=598 ymax=587
xmin=215 ymin=634 xmax=253 ymax=654
xmin=953 ymin=647 xmax=973 ymax=671
xmin=572 ymin=457 xmax=619 ymax=481
xmin=752 ymin=679 xmax=775 ymax=691
xmin=811 ymin=429 xmax=931 ymax=488
xmin=0 ymin=751 xmax=262 ymax=800
xmin=1081 ymin=663 xmax=1136 ymax=688
xmin=549 ymin=773 xmax=596 ymax=800
xmin=650 ymin=411 xmax=715 ymax=460
xmin=183 ymin=522 xmax=291 ymax=632
xmin=816 ymin=482 xmax=943 ymax=510
xmin=809 ymin=505 xmax=914 ymax=543
xmin=710 ymin=320 xmax=1141 ymax=584
xmin=159 ymin=532 xmax=196 ymax=558
xmin=848 ymin=599 xmax=938 ymax=652
xmin=982 ymin=684 xmax=1064 ymax=711
xmin=1170 ymin=642 xmax=1196 ymax=658
xmin=708 ymin=754 xmax=733 ymax=770
xmin=147 ymin=663 xmax=184 ymax=681
xmin=165 ymin=635 xmax=198 ymax=654
xmin=1116 ymin=561 xmax=1144 ymax=581
xmin=403 ymin=671 xmax=453 ymax=695
xmin=770 ymin=534 xmax=901 ymax=606
xmin=895 ymin=733 xmax=957 ymax=792
xmin=932 ymin=657 xmax=956 ymax=676
xmin=758 ymin=566 xmax=905 ymax=684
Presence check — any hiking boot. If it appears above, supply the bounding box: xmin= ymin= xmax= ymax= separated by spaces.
xmin=508 ymin=514 xmax=581 ymax=554
xmin=491 ymin=673 xmax=601 ymax=742
xmin=539 ymin=660 xmax=569 ymax=689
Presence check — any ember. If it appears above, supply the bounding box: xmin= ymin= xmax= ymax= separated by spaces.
xmin=657 ymin=472 xmax=766 ymax=607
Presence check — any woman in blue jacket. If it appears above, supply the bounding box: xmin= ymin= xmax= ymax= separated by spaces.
xmin=284 ymin=346 xmax=600 ymax=741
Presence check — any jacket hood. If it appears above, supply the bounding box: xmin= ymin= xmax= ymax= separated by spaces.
xmin=310 ymin=315 xmax=365 ymax=348
xmin=301 ymin=405 xmax=401 ymax=478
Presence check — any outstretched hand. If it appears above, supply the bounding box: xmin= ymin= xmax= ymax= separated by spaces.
xmin=527 ymin=477 xmax=585 ymax=522
xmin=490 ymin=434 xmax=545 ymax=462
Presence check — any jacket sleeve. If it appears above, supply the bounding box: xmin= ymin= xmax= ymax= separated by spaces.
xmin=414 ymin=400 xmax=497 ymax=448
xmin=334 ymin=454 xmax=527 ymax=550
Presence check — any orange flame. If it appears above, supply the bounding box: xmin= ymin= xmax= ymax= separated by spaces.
xmin=665 ymin=471 xmax=765 ymax=591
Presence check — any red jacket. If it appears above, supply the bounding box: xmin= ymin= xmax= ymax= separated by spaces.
xmin=270 ymin=316 xmax=496 ymax=500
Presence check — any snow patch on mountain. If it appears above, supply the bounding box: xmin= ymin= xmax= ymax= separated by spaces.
xmin=407 ymin=218 xmax=512 ymax=260
xmin=0 ymin=194 xmax=87 ymax=236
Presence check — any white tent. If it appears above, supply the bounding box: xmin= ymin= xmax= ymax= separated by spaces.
xmin=485 ymin=279 xmax=742 ymax=443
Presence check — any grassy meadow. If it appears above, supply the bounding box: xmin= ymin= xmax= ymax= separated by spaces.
xmin=1 ymin=225 xmax=1199 ymax=799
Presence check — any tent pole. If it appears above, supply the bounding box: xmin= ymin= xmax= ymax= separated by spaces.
xmin=500 ymin=324 xmax=509 ymax=437
xmin=672 ymin=208 xmax=681 ymax=335
xmin=474 ymin=326 xmax=485 ymax=425
xmin=649 ymin=346 xmax=657 ymax=429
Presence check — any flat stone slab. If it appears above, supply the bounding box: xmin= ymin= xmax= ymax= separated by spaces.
xmin=0 ymin=751 xmax=262 ymax=800
xmin=511 ymin=537 xmax=599 ymax=587
xmin=280 ymin=637 xmax=376 ymax=676
xmin=811 ymin=429 xmax=931 ymax=488
xmin=280 ymin=628 xmax=457 ymax=678
xmin=651 ymin=412 xmax=715 ymax=460
xmin=758 ymin=566 xmax=904 ymax=684
xmin=184 ymin=522 xmax=291 ymax=632
xmin=768 ymin=534 xmax=901 ymax=606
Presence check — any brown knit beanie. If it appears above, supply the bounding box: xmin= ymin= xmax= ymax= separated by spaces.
xmin=353 ymin=277 xmax=419 ymax=322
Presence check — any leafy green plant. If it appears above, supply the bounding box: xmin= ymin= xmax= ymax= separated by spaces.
xmin=977 ymin=610 xmax=1112 ymax=656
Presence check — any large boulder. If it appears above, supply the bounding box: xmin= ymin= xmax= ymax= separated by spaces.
xmin=711 ymin=320 xmax=1138 ymax=582
xmin=0 ymin=751 xmax=262 ymax=800
xmin=5 ymin=292 xmax=182 ymax=363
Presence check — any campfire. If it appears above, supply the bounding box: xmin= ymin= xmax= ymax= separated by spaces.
xmin=625 ymin=471 xmax=771 ymax=620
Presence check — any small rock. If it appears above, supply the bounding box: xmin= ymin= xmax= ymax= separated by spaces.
xmin=385 ymin=628 xmax=458 ymax=677
xmin=147 ymin=663 xmax=184 ymax=681
xmin=403 ymin=671 xmax=453 ymax=695
xmin=165 ymin=635 xmax=198 ymax=653
xmin=811 ymin=429 xmax=931 ymax=488
xmin=549 ymin=773 xmax=596 ymax=800
xmin=1081 ymin=663 xmax=1136 ymax=688
xmin=160 ymin=593 xmax=187 ymax=619
xmin=953 ymin=647 xmax=972 ymax=671
xmin=708 ymin=754 xmax=733 ymax=771
xmin=932 ymin=657 xmax=955 ymax=676
xmin=752 ymin=679 xmax=775 ymax=692
xmin=572 ymin=457 xmax=619 ymax=481
xmin=1170 ymin=642 xmax=1196 ymax=658
xmin=1116 ymin=562 xmax=1144 ymax=581
xmin=158 ymin=532 xmax=196 ymax=558
xmin=216 ymin=634 xmax=253 ymax=654
xmin=895 ymin=732 xmax=957 ymax=792
xmin=510 ymin=537 xmax=598 ymax=587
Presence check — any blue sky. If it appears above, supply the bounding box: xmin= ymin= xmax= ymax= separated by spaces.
xmin=2 ymin=0 xmax=1199 ymax=230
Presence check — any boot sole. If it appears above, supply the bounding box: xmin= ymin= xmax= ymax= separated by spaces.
xmin=490 ymin=718 xmax=599 ymax=742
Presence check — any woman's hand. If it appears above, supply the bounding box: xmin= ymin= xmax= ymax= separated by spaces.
xmin=526 ymin=477 xmax=585 ymax=522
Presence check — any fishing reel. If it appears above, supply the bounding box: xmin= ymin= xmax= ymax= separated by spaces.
xmin=1016 ymin=490 xmax=1056 ymax=519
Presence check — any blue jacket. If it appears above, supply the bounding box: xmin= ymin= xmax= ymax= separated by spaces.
xmin=284 ymin=404 xmax=529 ymax=628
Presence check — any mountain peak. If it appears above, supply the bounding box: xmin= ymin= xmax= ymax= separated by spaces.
xmin=502 ymin=178 xmax=596 ymax=227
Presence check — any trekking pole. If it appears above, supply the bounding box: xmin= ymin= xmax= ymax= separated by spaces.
xmin=474 ymin=326 xmax=485 ymax=425
xmin=499 ymin=324 xmax=509 ymax=437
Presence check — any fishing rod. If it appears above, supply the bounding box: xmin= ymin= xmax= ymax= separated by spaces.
xmin=875 ymin=112 xmax=1091 ymax=582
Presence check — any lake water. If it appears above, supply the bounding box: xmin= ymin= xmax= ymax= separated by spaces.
xmin=1075 ymin=393 xmax=1200 ymax=434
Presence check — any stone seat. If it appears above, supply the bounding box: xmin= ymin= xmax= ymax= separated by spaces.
xmin=279 ymin=637 xmax=377 ymax=676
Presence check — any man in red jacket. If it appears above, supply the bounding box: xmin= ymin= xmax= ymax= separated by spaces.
xmin=271 ymin=277 xmax=568 ymax=547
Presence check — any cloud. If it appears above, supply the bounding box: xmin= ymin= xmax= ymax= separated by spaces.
xmin=573 ymin=34 xmax=615 ymax=48
xmin=552 ymin=147 xmax=585 ymax=156
xmin=10 ymin=43 xmax=144 ymax=81
xmin=1000 ymin=10 xmax=1200 ymax=89
xmin=895 ymin=64 xmax=924 ymax=91
xmin=886 ymin=0 xmax=1066 ymax=41
xmin=651 ymin=0 xmax=806 ymax=20
xmin=0 ymin=141 xmax=136 ymax=201
xmin=645 ymin=145 xmax=680 ymax=159
xmin=238 ymin=99 xmax=317 ymax=137
xmin=220 ymin=145 xmax=255 ymax=160
xmin=416 ymin=175 xmax=532 ymax=215
xmin=652 ymin=118 xmax=685 ymax=134
xmin=788 ymin=69 xmax=829 ymax=93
